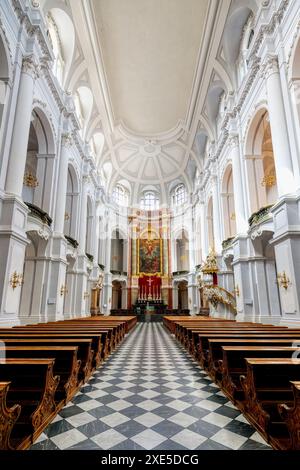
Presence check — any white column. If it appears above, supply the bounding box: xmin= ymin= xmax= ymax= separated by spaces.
xmin=79 ymin=179 xmax=88 ymax=254
xmin=92 ymin=209 xmax=100 ymax=266
xmin=5 ymin=55 xmax=38 ymax=196
xmin=229 ymin=135 xmax=248 ymax=233
xmin=212 ymin=177 xmax=222 ymax=253
xmin=54 ymin=134 xmax=72 ymax=233
xmin=199 ymin=193 xmax=208 ymax=261
xmin=264 ymin=55 xmax=296 ymax=197
xmin=105 ymin=232 xmax=112 ymax=273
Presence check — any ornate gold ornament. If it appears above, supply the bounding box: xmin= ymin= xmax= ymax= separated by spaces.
xmin=234 ymin=285 xmax=240 ymax=297
xmin=10 ymin=272 xmax=24 ymax=290
xmin=96 ymin=274 xmax=104 ymax=290
xmin=204 ymin=285 xmax=237 ymax=314
xmin=23 ymin=172 xmax=39 ymax=188
xmin=277 ymin=272 xmax=291 ymax=290
xmin=201 ymin=248 xmax=219 ymax=274
xmin=230 ymin=213 xmax=236 ymax=221
xmin=60 ymin=285 xmax=68 ymax=296
xmin=261 ymin=173 xmax=276 ymax=188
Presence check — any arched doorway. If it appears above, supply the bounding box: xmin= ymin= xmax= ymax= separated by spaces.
xmin=112 ymin=280 xmax=122 ymax=310
xmin=178 ymin=281 xmax=188 ymax=310
xmin=19 ymin=108 xmax=55 ymax=322
xmin=22 ymin=108 xmax=56 ymax=215
xmin=20 ymin=232 xmax=49 ymax=324
xmin=222 ymin=165 xmax=236 ymax=240
xmin=245 ymin=109 xmax=278 ymax=214
xmin=175 ymin=230 xmax=190 ymax=273
xmin=111 ymin=230 xmax=125 ymax=274
xmin=64 ymin=165 xmax=80 ymax=242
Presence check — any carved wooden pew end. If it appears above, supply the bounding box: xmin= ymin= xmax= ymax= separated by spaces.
xmin=0 ymin=382 xmax=21 ymax=451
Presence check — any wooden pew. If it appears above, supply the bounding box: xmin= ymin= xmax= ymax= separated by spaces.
xmin=0 ymin=338 xmax=93 ymax=384
xmin=14 ymin=322 xmax=125 ymax=352
xmin=278 ymin=381 xmax=300 ymax=450
xmin=240 ymin=358 xmax=300 ymax=449
xmin=8 ymin=326 xmax=115 ymax=356
xmin=184 ymin=325 xmax=288 ymax=357
xmin=0 ymin=382 xmax=21 ymax=450
xmin=163 ymin=316 xmax=231 ymax=334
xmin=0 ymin=346 xmax=80 ymax=405
xmin=197 ymin=332 xmax=300 ymax=368
xmin=218 ymin=345 xmax=300 ymax=402
xmin=0 ymin=316 xmax=136 ymax=451
xmin=0 ymin=359 xmax=59 ymax=450
xmin=0 ymin=332 xmax=101 ymax=374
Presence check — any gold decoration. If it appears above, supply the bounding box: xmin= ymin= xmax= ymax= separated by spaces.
xmin=277 ymin=272 xmax=291 ymax=290
xmin=60 ymin=285 xmax=68 ymax=296
xmin=230 ymin=213 xmax=236 ymax=221
xmin=234 ymin=285 xmax=240 ymax=297
xmin=261 ymin=174 xmax=276 ymax=188
xmin=201 ymin=248 xmax=219 ymax=274
xmin=64 ymin=212 xmax=70 ymax=221
xmin=204 ymin=285 xmax=237 ymax=314
xmin=23 ymin=172 xmax=39 ymax=188
xmin=10 ymin=272 xmax=24 ymax=290
xmin=96 ymin=274 xmax=104 ymax=290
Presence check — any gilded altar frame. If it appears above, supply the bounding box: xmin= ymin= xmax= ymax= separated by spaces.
xmin=136 ymin=237 xmax=163 ymax=276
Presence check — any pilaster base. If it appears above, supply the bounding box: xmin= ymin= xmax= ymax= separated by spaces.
xmin=0 ymin=195 xmax=29 ymax=325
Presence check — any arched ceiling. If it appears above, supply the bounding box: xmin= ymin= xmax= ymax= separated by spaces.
xmin=68 ymin=0 xmax=231 ymax=200
xmin=91 ymin=0 xmax=209 ymax=135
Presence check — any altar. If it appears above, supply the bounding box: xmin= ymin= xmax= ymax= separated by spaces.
xmin=127 ymin=213 xmax=173 ymax=311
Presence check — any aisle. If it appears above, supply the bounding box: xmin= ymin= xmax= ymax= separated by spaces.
xmin=31 ymin=324 xmax=270 ymax=450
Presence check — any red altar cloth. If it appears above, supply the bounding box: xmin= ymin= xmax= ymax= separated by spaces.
xmin=139 ymin=275 xmax=162 ymax=299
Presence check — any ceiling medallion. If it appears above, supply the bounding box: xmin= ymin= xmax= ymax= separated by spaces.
xmin=140 ymin=140 xmax=161 ymax=158
xmin=144 ymin=143 xmax=156 ymax=154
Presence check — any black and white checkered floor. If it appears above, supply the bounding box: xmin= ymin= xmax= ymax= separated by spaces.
xmin=31 ymin=324 xmax=271 ymax=451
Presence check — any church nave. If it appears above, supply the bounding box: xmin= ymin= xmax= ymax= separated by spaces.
xmin=31 ymin=324 xmax=270 ymax=451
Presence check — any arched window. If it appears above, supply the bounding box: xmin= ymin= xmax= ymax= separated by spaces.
xmin=73 ymin=91 xmax=84 ymax=128
xmin=46 ymin=13 xmax=64 ymax=84
xmin=237 ymin=13 xmax=254 ymax=83
xmin=195 ymin=170 xmax=201 ymax=188
xmin=112 ymin=185 xmax=128 ymax=207
xmin=172 ymin=184 xmax=187 ymax=206
xmin=140 ymin=191 xmax=160 ymax=210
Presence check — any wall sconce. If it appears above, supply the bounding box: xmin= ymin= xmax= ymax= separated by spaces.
xmin=10 ymin=272 xmax=24 ymax=290
xmin=277 ymin=272 xmax=291 ymax=290
xmin=234 ymin=285 xmax=240 ymax=297
xmin=64 ymin=212 xmax=70 ymax=221
xmin=60 ymin=285 xmax=68 ymax=296
xmin=84 ymin=291 xmax=90 ymax=300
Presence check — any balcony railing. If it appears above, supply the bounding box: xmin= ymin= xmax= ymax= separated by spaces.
xmin=86 ymin=253 xmax=94 ymax=263
xmin=248 ymin=205 xmax=273 ymax=228
xmin=203 ymin=285 xmax=237 ymax=314
xmin=25 ymin=202 xmax=52 ymax=227
xmin=222 ymin=237 xmax=235 ymax=250
xmin=172 ymin=271 xmax=189 ymax=276
xmin=65 ymin=235 xmax=79 ymax=249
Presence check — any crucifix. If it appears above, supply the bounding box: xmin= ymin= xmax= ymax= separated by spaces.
xmin=147 ymin=277 xmax=153 ymax=299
